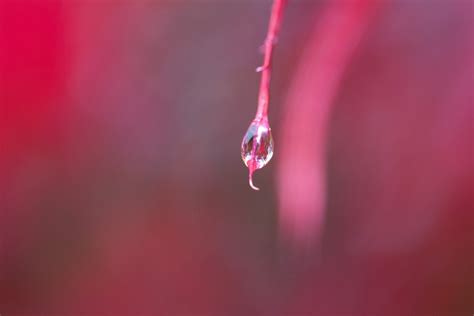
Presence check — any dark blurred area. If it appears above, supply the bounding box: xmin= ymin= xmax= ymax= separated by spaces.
xmin=0 ymin=0 xmax=472 ymax=315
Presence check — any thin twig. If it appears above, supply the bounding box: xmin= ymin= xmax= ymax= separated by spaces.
xmin=242 ymin=0 xmax=287 ymax=191
xmin=255 ymin=0 xmax=287 ymax=121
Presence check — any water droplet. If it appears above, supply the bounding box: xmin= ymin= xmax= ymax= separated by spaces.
xmin=241 ymin=119 xmax=274 ymax=190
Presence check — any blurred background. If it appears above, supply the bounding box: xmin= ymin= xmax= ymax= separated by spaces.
xmin=0 ymin=0 xmax=472 ymax=315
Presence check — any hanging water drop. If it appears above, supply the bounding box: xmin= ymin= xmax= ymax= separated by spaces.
xmin=241 ymin=119 xmax=274 ymax=190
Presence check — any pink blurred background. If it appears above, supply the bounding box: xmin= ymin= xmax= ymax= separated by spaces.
xmin=1 ymin=0 xmax=472 ymax=315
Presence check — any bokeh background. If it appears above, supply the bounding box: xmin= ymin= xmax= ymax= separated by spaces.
xmin=1 ymin=0 xmax=472 ymax=315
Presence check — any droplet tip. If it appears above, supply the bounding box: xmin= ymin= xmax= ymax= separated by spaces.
xmin=248 ymin=166 xmax=260 ymax=191
xmin=249 ymin=176 xmax=260 ymax=191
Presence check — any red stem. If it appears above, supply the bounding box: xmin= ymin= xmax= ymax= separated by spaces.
xmin=255 ymin=0 xmax=287 ymax=121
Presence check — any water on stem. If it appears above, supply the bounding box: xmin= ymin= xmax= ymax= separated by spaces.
xmin=241 ymin=119 xmax=274 ymax=190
